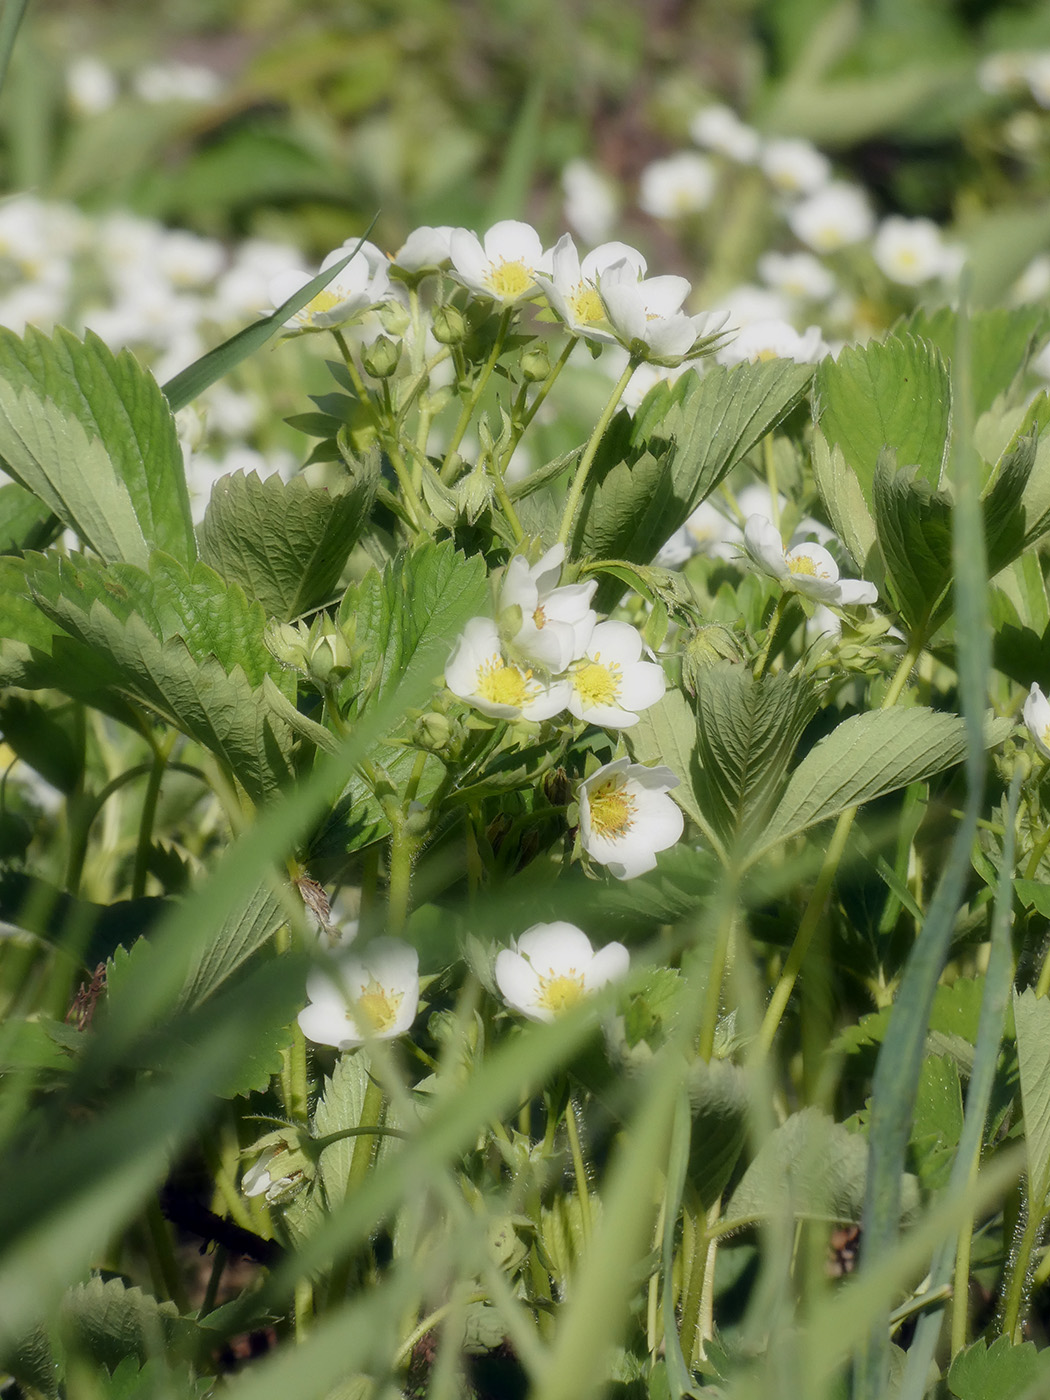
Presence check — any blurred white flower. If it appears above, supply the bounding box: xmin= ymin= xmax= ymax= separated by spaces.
xmin=242 ymin=1145 xmax=303 ymax=1203
xmin=449 ymin=220 xmax=550 ymax=304
xmin=977 ymin=51 xmax=1030 ymax=95
xmin=66 ymin=56 xmax=118 ymax=115
xmin=157 ymin=229 xmax=226 ymax=289
xmin=567 ymin=620 xmax=666 ymax=729
xmin=757 ymin=251 xmax=835 ymax=303
xmin=638 ymin=152 xmax=716 ymax=219
xmin=1012 ymin=255 xmax=1050 ymax=305
xmin=743 ymin=514 xmax=877 ymax=605
xmin=759 ymin=138 xmax=831 ymax=197
xmin=1024 ymin=684 xmax=1050 ymax=759
xmin=1026 ymin=53 xmax=1050 ymax=107
xmin=872 ymin=216 xmax=962 ymax=286
xmin=689 ymin=104 xmax=760 ymax=163
xmin=495 ymin=922 xmax=629 ymax=1021
xmin=500 ymin=542 xmax=597 ymax=672
xmin=269 ymin=242 xmax=393 ymax=330
xmin=562 ymin=158 xmax=619 ymax=245
xmin=445 ymin=617 xmax=570 ymax=720
xmin=578 ymin=757 xmax=684 ymax=880
xmin=718 ymin=319 xmax=828 ymax=366
xmin=390 ymin=225 xmax=454 ymax=274
xmin=534 ymin=234 xmax=646 ymax=343
xmin=788 ymin=183 xmax=874 ymax=253
xmin=133 ymin=61 xmax=222 ymax=104
xmin=298 ymin=937 xmax=419 ymax=1050
xmin=713 ymin=283 xmax=791 ymax=329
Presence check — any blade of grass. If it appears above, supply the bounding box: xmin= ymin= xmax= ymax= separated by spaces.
xmin=853 ymin=292 xmax=988 ymax=1400
xmin=483 ymin=74 xmax=546 ymax=226
xmin=898 ymin=767 xmax=1021 ymax=1398
xmin=0 ymin=0 xmax=29 ymax=97
xmin=162 ymin=221 xmax=376 ymax=414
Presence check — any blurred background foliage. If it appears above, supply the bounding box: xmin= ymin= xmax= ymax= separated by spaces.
xmin=11 ymin=0 xmax=1050 ymax=263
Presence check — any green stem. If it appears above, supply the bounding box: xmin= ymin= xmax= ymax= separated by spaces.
xmin=515 ymin=337 xmax=576 ymax=439
xmin=763 ymin=433 xmax=780 ymax=529
xmin=556 ymin=356 xmax=638 ymax=549
xmin=755 ymin=631 xmax=927 ymax=1059
xmin=698 ymin=898 xmax=736 ymax=1062
xmin=441 ymin=307 xmax=514 ymax=479
xmin=489 ymin=448 xmax=526 ymax=544
xmin=145 ymin=1195 xmax=189 ymax=1312
xmin=564 ymin=1097 xmax=593 ymax=1241
xmin=752 ymin=594 xmax=787 ymax=682
xmin=328 ymin=1070 xmax=386 ymax=1307
xmin=393 ymin=1291 xmax=489 ymax=1368
xmin=950 ymin=1187 xmax=975 ymax=1355
xmin=333 ymin=329 xmax=427 ymax=533
xmin=1001 ymin=1200 xmax=1044 ymax=1342
xmin=386 ymin=811 xmax=417 ymax=939
xmin=131 ymin=731 xmax=175 ymax=900
xmin=678 ymin=1200 xmax=720 ymax=1367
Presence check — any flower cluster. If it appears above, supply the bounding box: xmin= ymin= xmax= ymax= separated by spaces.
xmin=445 ymin=544 xmax=667 ymax=731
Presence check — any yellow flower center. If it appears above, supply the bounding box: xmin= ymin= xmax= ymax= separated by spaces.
xmin=754 ymin=348 xmax=778 ymax=362
xmin=302 ymin=288 xmax=341 ymax=318
xmin=536 ymin=970 xmax=586 ymax=1014
xmin=894 ymin=248 xmax=919 ymax=269
xmin=487 ymin=258 xmax=533 ymax=300
xmin=568 ymin=284 xmax=605 ymax=324
xmin=573 ymin=656 xmax=621 ymax=709
xmin=478 ymin=653 xmax=529 ymax=708
xmin=533 ymin=604 xmax=547 ymax=629
xmin=587 ymin=777 xmax=637 ymax=839
xmin=352 ymin=979 xmax=403 ymax=1032
xmin=787 ymin=552 xmax=832 ymax=579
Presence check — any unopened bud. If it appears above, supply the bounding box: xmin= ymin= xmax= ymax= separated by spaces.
xmin=378 ymin=299 xmax=411 ymax=337
xmin=415 ymin=710 xmax=452 ymax=752
xmin=520 ymin=345 xmax=550 ymax=382
xmin=432 ymin=304 xmax=467 ymax=345
xmin=361 ymin=333 xmax=403 ymax=379
xmin=681 ymin=626 xmax=744 ymax=695
xmin=265 ymin=619 xmax=310 ymax=671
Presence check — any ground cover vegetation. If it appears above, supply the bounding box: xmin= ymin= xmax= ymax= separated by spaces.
xmin=5 ymin=2 xmax=1050 ymax=1398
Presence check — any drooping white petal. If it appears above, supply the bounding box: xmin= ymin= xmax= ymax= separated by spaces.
xmin=1024 ymin=683 xmax=1050 ymax=759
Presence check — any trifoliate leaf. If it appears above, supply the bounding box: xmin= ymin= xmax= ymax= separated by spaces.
xmin=948 ymin=1335 xmax=1049 ymax=1400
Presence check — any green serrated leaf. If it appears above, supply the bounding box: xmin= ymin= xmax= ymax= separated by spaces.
xmin=337 ymin=538 xmax=488 ymax=715
xmin=691 ymin=663 xmax=821 ymax=851
xmin=902 ymin=305 xmax=1050 ymax=418
xmin=871 ymin=453 xmax=954 ymax=632
xmin=722 ymin=1107 xmax=917 ymax=1230
xmin=817 ymin=333 xmax=951 ymax=502
xmin=624 ymin=685 xmax=704 ymax=831
xmin=811 ymin=429 xmax=878 ymax=578
xmin=0 ymin=328 xmax=194 ymax=568
xmin=756 ymin=707 xmax=991 ymax=858
xmin=57 ymin=1276 xmax=197 ymax=1372
xmin=1013 ymin=988 xmax=1050 ymax=1209
xmin=0 ymin=479 xmax=58 ymax=554
xmin=198 ymin=463 xmax=379 ymax=621
xmin=948 ymin=1334 xmax=1048 ymax=1400
xmin=313 ymin=1050 xmax=371 ymax=1207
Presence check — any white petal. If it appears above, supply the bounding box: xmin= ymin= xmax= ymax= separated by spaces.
xmin=834 ymin=578 xmax=878 ymax=606
xmin=617 ymin=660 xmax=666 ymax=712
xmin=585 ymin=941 xmax=631 ymax=988
xmin=483 ymin=219 xmax=544 ymax=266
xmin=743 ymin=515 xmax=790 ymax=580
xmin=516 ymin=921 xmax=596 ymax=970
xmin=495 ymin=949 xmax=546 ymax=1018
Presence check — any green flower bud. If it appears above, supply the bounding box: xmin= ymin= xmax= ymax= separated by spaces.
xmin=415 ymin=710 xmax=453 ymax=752
xmin=264 ymin=619 xmax=310 ymax=672
xmin=306 ymin=618 xmax=353 ymax=684
xmin=378 ymin=299 xmax=411 ymax=337
xmin=681 ymin=625 xmax=744 ymax=694
xmin=361 ymin=333 xmax=403 ymax=379
xmin=520 ymin=344 xmax=550 ymax=382
xmin=432 ymin=304 xmax=467 ymax=345
xmin=404 ymin=800 xmax=431 ymax=838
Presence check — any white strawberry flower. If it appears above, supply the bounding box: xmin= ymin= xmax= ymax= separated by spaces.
xmin=788 ymin=182 xmax=874 ymax=253
xmin=298 ymin=937 xmax=419 ymax=1050
xmin=638 ymin=152 xmax=716 ymax=219
xmin=759 ymin=138 xmax=831 ymax=197
xmin=389 ymin=226 xmax=454 ymax=276
xmin=717 ymin=319 xmax=828 ymax=366
xmin=269 ymin=242 xmax=393 ymax=330
xmin=499 ymin=542 xmax=598 ymax=672
xmin=445 ymin=617 xmax=571 ymax=721
xmin=534 ymin=234 xmax=646 ymax=343
xmin=578 ymin=758 xmax=684 ymax=880
xmin=757 ymin=251 xmax=836 ymax=303
xmin=872 ymin=216 xmax=962 ymax=287
xmin=743 ymin=514 xmax=877 ymax=606
xmin=567 ymin=620 xmax=666 ymax=730
xmin=688 ymin=104 xmax=761 ymax=163
xmin=448 ymin=220 xmax=551 ymax=304
xmin=1024 ymin=683 xmax=1050 ymax=760
xmin=495 ymin=922 xmax=630 ymax=1022
xmin=598 ymin=260 xmax=730 ymax=365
